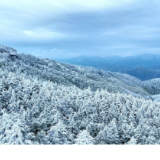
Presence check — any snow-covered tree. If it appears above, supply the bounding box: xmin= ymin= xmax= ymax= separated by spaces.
xmin=0 ymin=47 xmax=160 ymax=145
xmin=127 ymin=137 xmax=137 ymax=145
xmin=75 ymin=130 xmax=94 ymax=145
xmin=95 ymin=119 xmax=119 ymax=144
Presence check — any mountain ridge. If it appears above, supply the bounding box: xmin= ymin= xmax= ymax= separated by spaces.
xmin=1 ymin=49 xmax=160 ymax=96
xmin=0 ymin=51 xmax=150 ymax=96
xmin=0 ymin=45 xmax=17 ymax=54
xmin=57 ymin=54 xmax=160 ymax=80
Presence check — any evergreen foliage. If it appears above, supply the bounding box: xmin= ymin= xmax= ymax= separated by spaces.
xmin=0 ymin=49 xmax=160 ymax=144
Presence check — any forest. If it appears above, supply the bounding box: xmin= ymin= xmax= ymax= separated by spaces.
xmin=0 ymin=46 xmax=160 ymax=144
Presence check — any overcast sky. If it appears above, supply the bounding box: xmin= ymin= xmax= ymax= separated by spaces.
xmin=1 ymin=0 xmax=160 ymax=59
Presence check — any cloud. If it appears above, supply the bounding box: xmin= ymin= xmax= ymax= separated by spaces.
xmin=0 ymin=0 xmax=134 ymax=12
xmin=0 ymin=0 xmax=160 ymax=58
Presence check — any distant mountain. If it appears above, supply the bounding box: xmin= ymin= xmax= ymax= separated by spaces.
xmin=126 ymin=66 xmax=160 ymax=81
xmin=117 ymin=54 xmax=160 ymax=68
xmin=57 ymin=55 xmax=125 ymax=72
xmin=57 ymin=54 xmax=160 ymax=80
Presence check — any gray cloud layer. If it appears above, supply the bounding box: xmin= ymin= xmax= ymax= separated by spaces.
xmin=0 ymin=0 xmax=160 ymax=58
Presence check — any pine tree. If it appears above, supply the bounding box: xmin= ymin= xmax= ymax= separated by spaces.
xmin=48 ymin=120 xmax=72 ymax=144
xmin=95 ymin=119 xmax=119 ymax=144
xmin=127 ymin=137 xmax=137 ymax=145
xmin=0 ymin=117 xmax=35 ymax=145
xmin=75 ymin=130 xmax=94 ymax=145
xmin=36 ymin=131 xmax=49 ymax=145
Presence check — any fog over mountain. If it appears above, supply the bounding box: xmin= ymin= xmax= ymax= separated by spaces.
xmin=57 ymin=54 xmax=160 ymax=80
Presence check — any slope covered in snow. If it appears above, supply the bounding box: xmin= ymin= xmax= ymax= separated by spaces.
xmin=1 ymin=69 xmax=160 ymax=144
xmin=0 ymin=52 xmax=157 ymax=97
xmin=0 ymin=45 xmax=17 ymax=54
xmin=1 ymin=46 xmax=160 ymax=144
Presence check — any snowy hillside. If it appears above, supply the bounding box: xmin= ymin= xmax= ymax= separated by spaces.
xmin=107 ymin=71 xmax=160 ymax=95
xmin=0 ymin=45 xmax=17 ymax=54
xmin=1 ymin=70 xmax=160 ymax=144
xmin=1 ymin=52 xmax=159 ymax=96
xmin=1 ymin=46 xmax=160 ymax=144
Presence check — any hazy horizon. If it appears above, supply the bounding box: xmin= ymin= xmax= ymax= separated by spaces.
xmin=55 ymin=53 xmax=160 ymax=60
xmin=1 ymin=0 xmax=160 ymax=59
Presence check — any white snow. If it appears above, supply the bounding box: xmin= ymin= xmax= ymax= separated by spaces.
xmin=0 ymin=45 xmax=160 ymax=144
